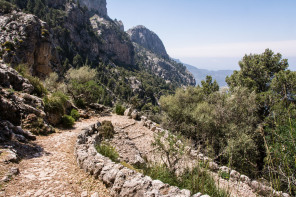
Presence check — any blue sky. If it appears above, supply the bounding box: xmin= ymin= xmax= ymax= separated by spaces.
xmin=108 ymin=0 xmax=296 ymax=70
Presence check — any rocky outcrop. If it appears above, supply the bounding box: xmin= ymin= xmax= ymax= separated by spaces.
xmin=127 ymin=25 xmax=169 ymax=59
xmin=134 ymin=43 xmax=196 ymax=86
xmin=0 ymin=63 xmax=53 ymax=135
xmin=127 ymin=25 xmax=195 ymax=86
xmin=90 ymin=14 xmax=135 ymax=66
xmin=114 ymin=19 xmax=124 ymax=32
xmin=80 ymin=0 xmax=107 ymax=17
xmin=0 ymin=63 xmax=33 ymax=93
xmin=0 ymin=120 xmax=36 ymax=144
xmin=0 ymin=11 xmax=61 ymax=78
xmin=63 ymin=3 xmax=101 ymax=63
xmin=0 ymin=86 xmax=45 ymax=126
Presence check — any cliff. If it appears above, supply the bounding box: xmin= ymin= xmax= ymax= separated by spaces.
xmin=0 ymin=11 xmax=61 ymax=78
xmin=80 ymin=0 xmax=107 ymax=17
xmin=90 ymin=14 xmax=134 ymax=66
xmin=128 ymin=25 xmax=195 ymax=86
xmin=127 ymin=25 xmax=169 ymax=59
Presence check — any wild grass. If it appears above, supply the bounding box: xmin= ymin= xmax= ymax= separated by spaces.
xmin=115 ymin=104 xmax=125 ymax=115
xmin=142 ymin=163 xmax=229 ymax=196
xmin=96 ymin=142 xmax=119 ymax=163
xmin=263 ymin=112 xmax=296 ymax=196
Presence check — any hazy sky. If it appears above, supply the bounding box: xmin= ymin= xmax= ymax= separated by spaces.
xmin=108 ymin=0 xmax=296 ymax=70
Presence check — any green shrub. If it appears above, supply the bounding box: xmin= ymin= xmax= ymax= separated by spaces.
xmin=99 ymin=120 xmax=115 ymax=139
xmin=27 ymin=75 xmax=48 ymax=97
xmin=143 ymin=164 xmax=178 ymax=186
xmin=218 ymin=171 xmax=230 ymax=180
xmin=0 ymin=0 xmax=16 ymax=14
xmin=74 ymin=98 xmax=86 ymax=108
xmin=115 ymin=104 xmax=125 ymax=115
xmin=96 ymin=142 xmax=119 ymax=162
xmin=70 ymin=109 xmax=80 ymax=120
xmin=120 ymin=161 xmax=143 ymax=173
xmin=15 ymin=64 xmax=47 ymax=97
xmin=2 ymin=41 xmax=14 ymax=51
xmin=22 ymin=115 xmax=55 ymax=136
xmin=61 ymin=115 xmax=75 ymax=128
xmin=44 ymin=92 xmax=69 ymax=115
xmin=142 ymin=164 xmax=229 ymax=196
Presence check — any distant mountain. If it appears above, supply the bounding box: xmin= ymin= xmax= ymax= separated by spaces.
xmin=127 ymin=25 xmax=169 ymax=59
xmin=127 ymin=26 xmax=196 ymax=86
xmin=173 ymin=59 xmax=233 ymax=87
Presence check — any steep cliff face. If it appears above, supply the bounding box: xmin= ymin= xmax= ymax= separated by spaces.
xmin=80 ymin=0 xmax=107 ymax=17
xmin=0 ymin=11 xmax=61 ymax=78
xmin=127 ymin=25 xmax=169 ymax=59
xmin=63 ymin=3 xmax=101 ymax=62
xmin=90 ymin=14 xmax=134 ymax=66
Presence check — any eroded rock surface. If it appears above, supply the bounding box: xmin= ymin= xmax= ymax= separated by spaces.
xmin=0 ymin=12 xmax=60 ymax=78
xmin=90 ymin=14 xmax=135 ymax=66
xmin=127 ymin=25 xmax=169 ymax=59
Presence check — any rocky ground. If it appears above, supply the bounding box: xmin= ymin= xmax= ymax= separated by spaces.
xmin=0 ymin=113 xmax=267 ymax=197
xmin=99 ymin=114 xmax=261 ymax=197
xmin=1 ymin=117 xmax=110 ymax=197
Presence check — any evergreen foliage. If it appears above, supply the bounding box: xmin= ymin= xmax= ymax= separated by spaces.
xmin=70 ymin=109 xmax=80 ymax=121
xmin=160 ymin=49 xmax=296 ymax=195
xmin=115 ymin=104 xmax=125 ymax=115
xmin=61 ymin=115 xmax=75 ymax=128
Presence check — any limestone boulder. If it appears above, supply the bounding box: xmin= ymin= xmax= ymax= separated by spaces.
xmin=124 ymin=108 xmax=133 ymax=117
xmin=131 ymin=110 xmax=139 ymax=120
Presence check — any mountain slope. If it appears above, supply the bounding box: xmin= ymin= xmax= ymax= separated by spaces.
xmin=127 ymin=26 xmax=196 ymax=86
xmin=127 ymin=25 xmax=169 ymax=59
xmin=0 ymin=0 xmax=195 ymax=110
xmin=186 ymin=64 xmax=233 ymax=87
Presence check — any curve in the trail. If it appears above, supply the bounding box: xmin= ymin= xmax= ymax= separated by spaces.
xmin=3 ymin=117 xmax=110 ymax=197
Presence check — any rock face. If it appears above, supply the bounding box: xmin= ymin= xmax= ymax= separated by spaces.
xmin=90 ymin=14 xmax=134 ymax=66
xmin=63 ymin=3 xmax=101 ymax=63
xmin=0 ymin=63 xmax=34 ymax=93
xmin=114 ymin=19 xmax=124 ymax=32
xmin=0 ymin=11 xmax=61 ymax=78
xmin=127 ymin=25 xmax=195 ymax=86
xmin=133 ymin=43 xmax=196 ymax=86
xmin=80 ymin=0 xmax=107 ymax=17
xmin=0 ymin=63 xmax=53 ymax=135
xmin=127 ymin=25 xmax=169 ymax=59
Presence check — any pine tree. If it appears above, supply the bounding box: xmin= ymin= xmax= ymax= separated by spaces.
xmin=26 ymin=0 xmax=34 ymax=12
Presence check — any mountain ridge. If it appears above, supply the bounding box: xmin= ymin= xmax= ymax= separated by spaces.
xmin=173 ymin=59 xmax=233 ymax=87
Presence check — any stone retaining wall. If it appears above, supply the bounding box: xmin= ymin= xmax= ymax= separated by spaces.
xmin=75 ymin=122 xmax=209 ymax=197
xmin=139 ymin=116 xmax=290 ymax=197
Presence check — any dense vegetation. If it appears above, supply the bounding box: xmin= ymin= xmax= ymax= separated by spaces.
xmin=160 ymin=49 xmax=296 ymax=195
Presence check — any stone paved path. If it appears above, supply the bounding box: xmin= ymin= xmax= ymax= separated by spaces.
xmin=3 ymin=117 xmax=110 ymax=197
xmin=98 ymin=114 xmax=260 ymax=197
xmin=2 ymin=114 xmax=261 ymax=197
